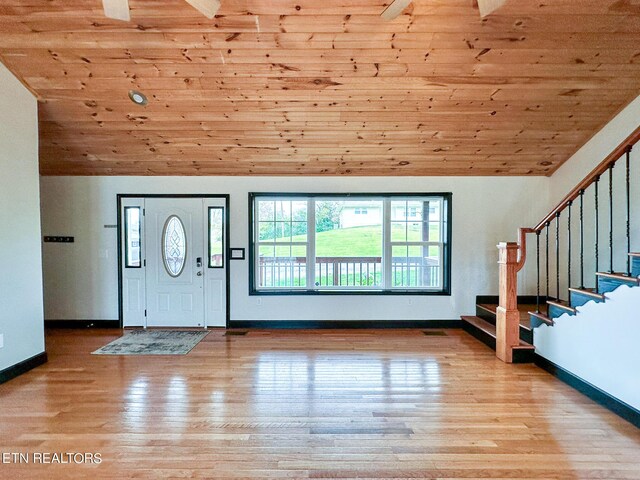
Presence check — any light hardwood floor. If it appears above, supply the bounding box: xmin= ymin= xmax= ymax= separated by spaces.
xmin=1 ymin=328 xmax=639 ymax=479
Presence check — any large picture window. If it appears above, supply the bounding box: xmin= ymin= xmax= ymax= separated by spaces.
xmin=250 ymin=193 xmax=451 ymax=294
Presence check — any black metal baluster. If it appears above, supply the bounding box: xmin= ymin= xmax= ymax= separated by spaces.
xmin=536 ymin=230 xmax=541 ymax=313
xmin=556 ymin=211 xmax=561 ymax=300
xmin=579 ymin=189 xmax=585 ymax=289
xmin=567 ymin=200 xmax=572 ymax=289
xmin=545 ymin=222 xmax=550 ymax=305
xmin=609 ymin=164 xmax=614 ymax=273
xmin=595 ymin=175 xmax=600 ymax=278
xmin=626 ymin=146 xmax=632 ymax=275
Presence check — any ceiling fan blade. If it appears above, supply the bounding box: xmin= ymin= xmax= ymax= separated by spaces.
xmin=102 ymin=0 xmax=130 ymax=21
xmin=381 ymin=0 xmax=412 ymax=21
xmin=184 ymin=0 xmax=221 ymax=19
xmin=477 ymin=0 xmax=506 ymax=17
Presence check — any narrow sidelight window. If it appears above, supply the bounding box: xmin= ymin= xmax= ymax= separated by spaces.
xmin=209 ymin=207 xmax=225 ymax=268
xmin=124 ymin=206 xmax=141 ymax=268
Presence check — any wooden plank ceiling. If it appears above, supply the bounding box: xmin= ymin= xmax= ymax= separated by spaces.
xmin=1 ymin=0 xmax=640 ymax=176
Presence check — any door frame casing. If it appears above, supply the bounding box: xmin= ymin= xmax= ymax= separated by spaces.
xmin=117 ymin=194 xmax=231 ymax=328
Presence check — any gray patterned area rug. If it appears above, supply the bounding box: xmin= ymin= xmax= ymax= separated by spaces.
xmin=92 ymin=330 xmax=209 ymax=355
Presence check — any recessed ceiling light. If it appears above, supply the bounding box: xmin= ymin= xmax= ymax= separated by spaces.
xmin=128 ymin=90 xmax=148 ymax=106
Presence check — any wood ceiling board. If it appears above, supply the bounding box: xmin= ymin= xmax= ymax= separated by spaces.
xmin=4 ymin=33 xmax=640 ymax=50
xmin=1 ymin=0 xmax=639 ymax=176
xmin=5 ymin=48 xmax=640 ymax=66
xmin=4 ymin=13 xmax=640 ymax=34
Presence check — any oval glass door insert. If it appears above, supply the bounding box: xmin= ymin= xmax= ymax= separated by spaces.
xmin=162 ymin=215 xmax=187 ymax=277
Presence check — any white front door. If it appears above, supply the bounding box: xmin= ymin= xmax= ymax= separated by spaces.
xmin=120 ymin=196 xmax=228 ymax=328
xmin=146 ymin=198 xmax=205 ymax=327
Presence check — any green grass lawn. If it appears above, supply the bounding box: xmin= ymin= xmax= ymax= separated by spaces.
xmin=311 ymin=226 xmax=384 ymax=256
xmin=260 ymin=224 xmax=440 ymax=257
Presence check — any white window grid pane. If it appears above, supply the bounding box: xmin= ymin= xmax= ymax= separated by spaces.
xmin=389 ymin=241 xmax=443 ymax=289
xmin=257 ymin=241 xmax=308 ymax=288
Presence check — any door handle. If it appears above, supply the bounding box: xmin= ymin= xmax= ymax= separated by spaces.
xmin=196 ymin=271 xmax=203 ymax=276
xmin=196 ymin=257 xmax=202 ymax=267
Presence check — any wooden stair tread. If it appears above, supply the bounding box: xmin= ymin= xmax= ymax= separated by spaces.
xmin=628 ymin=252 xmax=640 ymax=257
xmin=595 ymin=271 xmax=640 ymax=283
xmin=461 ymin=316 xmax=534 ymax=349
xmin=519 ymin=318 xmax=532 ymax=331
xmin=476 ymin=303 xmax=497 ymax=315
xmin=529 ymin=311 xmax=555 ymax=326
xmin=462 ymin=315 xmax=496 ymax=335
xmin=547 ymin=299 xmax=577 ymax=312
xmin=476 ymin=303 xmax=536 ymax=327
xmin=568 ymin=287 xmax=605 ymax=300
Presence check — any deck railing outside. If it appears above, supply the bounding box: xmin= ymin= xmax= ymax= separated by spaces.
xmin=258 ymin=256 xmax=439 ymax=289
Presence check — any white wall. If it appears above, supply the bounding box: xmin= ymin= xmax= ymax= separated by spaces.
xmin=535 ymin=285 xmax=640 ymax=410
xmin=39 ymin=175 xmax=547 ymax=322
xmin=0 ymin=63 xmax=45 ymax=371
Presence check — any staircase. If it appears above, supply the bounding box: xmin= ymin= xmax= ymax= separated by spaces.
xmin=462 ymin=254 xmax=640 ymax=363
xmin=461 ymin=297 xmax=537 ymax=363
xmin=461 ymin=127 xmax=640 ymax=364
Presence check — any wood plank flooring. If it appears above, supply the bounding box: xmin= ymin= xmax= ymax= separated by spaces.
xmin=0 ymin=328 xmax=639 ymax=479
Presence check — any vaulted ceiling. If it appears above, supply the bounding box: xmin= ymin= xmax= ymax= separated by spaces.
xmin=1 ymin=0 xmax=640 ymax=176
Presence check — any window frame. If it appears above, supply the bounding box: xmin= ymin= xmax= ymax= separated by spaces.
xmin=253 ymin=196 xmax=310 ymax=290
xmin=388 ymin=199 xmax=444 ymax=290
xmin=249 ymin=192 xmax=452 ymax=296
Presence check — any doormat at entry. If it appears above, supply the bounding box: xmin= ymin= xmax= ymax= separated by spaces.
xmin=92 ymin=330 xmax=209 ymax=355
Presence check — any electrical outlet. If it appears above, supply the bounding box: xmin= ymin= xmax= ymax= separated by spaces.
xmin=43 ymin=236 xmax=74 ymax=243
xmin=407 ymin=298 xmax=413 ymax=306
xmin=256 ymin=298 xmax=262 ymax=306
xmin=0 ymin=333 xmax=4 ymax=349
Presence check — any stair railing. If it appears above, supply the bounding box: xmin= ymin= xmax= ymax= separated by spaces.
xmin=496 ymin=126 xmax=640 ymax=363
